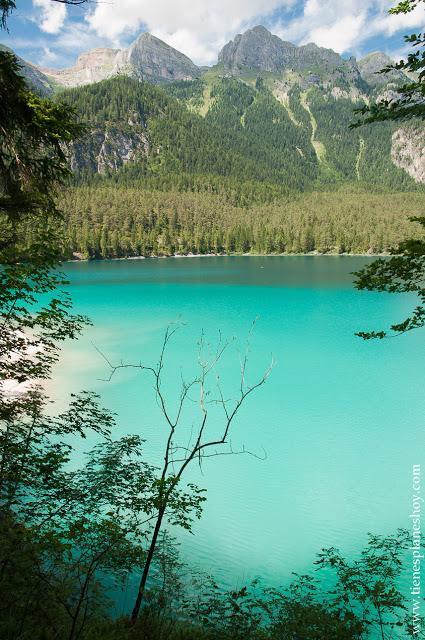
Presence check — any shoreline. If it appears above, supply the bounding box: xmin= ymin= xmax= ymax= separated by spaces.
xmin=65 ymin=251 xmax=389 ymax=264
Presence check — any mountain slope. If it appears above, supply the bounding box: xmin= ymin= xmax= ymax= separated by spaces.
xmin=57 ymin=72 xmax=420 ymax=195
xmin=60 ymin=75 xmax=319 ymax=192
xmin=0 ymin=44 xmax=54 ymax=94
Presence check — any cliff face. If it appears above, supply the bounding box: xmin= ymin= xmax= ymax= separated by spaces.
xmin=122 ymin=33 xmax=200 ymax=82
xmin=392 ymin=125 xmax=425 ymax=183
xmin=68 ymin=127 xmax=149 ymax=174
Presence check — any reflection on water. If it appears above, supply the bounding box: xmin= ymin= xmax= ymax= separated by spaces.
xmin=63 ymin=255 xmax=377 ymax=288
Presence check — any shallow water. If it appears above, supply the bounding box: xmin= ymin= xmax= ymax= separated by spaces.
xmin=53 ymin=256 xmax=425 ymax=595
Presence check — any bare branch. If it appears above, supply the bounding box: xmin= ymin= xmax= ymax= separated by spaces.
xmin=97 ymin=322 xmax=273 ymax=620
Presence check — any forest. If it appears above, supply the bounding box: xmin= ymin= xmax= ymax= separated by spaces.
xmin=56 ymin=184 xmax=425 ymax=259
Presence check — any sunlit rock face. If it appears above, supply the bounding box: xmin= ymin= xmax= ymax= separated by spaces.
xmin=41 ymin=48 xmax=121 ymax=88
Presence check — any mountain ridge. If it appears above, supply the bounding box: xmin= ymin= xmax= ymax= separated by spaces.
xmin=6 ymin=25 xmax=409 ymax=94
xmin=4 ymin=26 xmax=423 ymax=190
xmin=39 ymin=32 xmax=201 ymax=89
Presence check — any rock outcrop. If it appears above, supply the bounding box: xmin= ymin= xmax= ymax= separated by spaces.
xmin=68 ymin=125 xmax=149 ymax=174
xmin=392 ymin=125 xmax=425 ymax=183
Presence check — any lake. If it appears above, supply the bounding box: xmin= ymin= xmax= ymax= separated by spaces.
xmin=52 ymin=256 xmax=425 ymax=598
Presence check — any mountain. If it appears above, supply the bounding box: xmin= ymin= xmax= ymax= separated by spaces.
xmin=357 ymin=51 xmax=407 ymax=89
xmin=3 ymin=25 xmax=423 ymax=188
xmin=0 ymin=44 xmax=53 ymax=94
xmin=218 ymin=25 xmax=362 ymax=86
xmin=8 ymin=25 xmax=409 ymax=98
xmin=40 ymin=33 xmax=200 ymax=88
xmin=4 ymin=27 xmax=423 ymax=259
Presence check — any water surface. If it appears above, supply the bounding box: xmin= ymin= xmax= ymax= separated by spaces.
xmin=53 ymin=257 xmax=425 ymax=592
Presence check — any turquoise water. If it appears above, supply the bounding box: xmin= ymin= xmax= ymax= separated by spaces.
xmin=53 ymin=256 xmax=425 ymax=591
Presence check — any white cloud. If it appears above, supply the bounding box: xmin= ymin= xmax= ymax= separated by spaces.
xmin=8 ymin=0 xmax=425 ymax=69
xmin=151 ymin=28 xmax=221 ymax=65
xmin=307 ymin=13 xmax=367 ymax=51
xmin=33 ymin=0 xmax=66 ymax=34
xmin=38 ymin=46 xmax=60 ymax=66
xmin=361 ymin=3 xmax=424 ymax=40
xmin=274 ymin=0 xmax=424 ymax=56
xmin=54 ymin=22 xmax=115 ymax=53
xmin=86 ymin=0 xmax=295 ymax=63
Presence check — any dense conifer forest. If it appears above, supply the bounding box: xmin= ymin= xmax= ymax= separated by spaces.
xmin=58 ymin=184 xmax=425 ymax=258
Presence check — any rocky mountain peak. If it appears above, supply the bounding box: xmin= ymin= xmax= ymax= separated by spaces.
xmin=217 ymin=26 xmax=363 ymax=83
xmin=357 ymin=51 xmax=406 ymax=87
xmin=218 ymin=25 xmax=296 ymax=73
xmin=35 ymin=32 xmax=200 ymax=89
xmin=7 ymin=24 xmax=409 ymax=96
xmin=123 ymin=32 xmax=200 ymax=82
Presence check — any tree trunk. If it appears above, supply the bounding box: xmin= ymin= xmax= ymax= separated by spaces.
xmin=131 ymin=506 xmax=166 ymax=624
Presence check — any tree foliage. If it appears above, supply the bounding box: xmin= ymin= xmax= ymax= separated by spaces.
xmin=353 ymin=0 xmax=425 ymax=126
xmin=54 ymin=184 xmax=425 ymax=259
xmin=353 ymin=0 xmax=425 ymax=338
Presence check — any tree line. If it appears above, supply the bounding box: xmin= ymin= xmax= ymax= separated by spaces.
xmin=55 ymin=183 xmax=425 ymax=259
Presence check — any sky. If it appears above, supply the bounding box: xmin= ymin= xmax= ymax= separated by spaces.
xmin=1 ymin=0 xmax=424 ymax=69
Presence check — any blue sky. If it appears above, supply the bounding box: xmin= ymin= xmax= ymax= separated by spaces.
xmin=1 ymin=0 xmax=424 ymax=69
